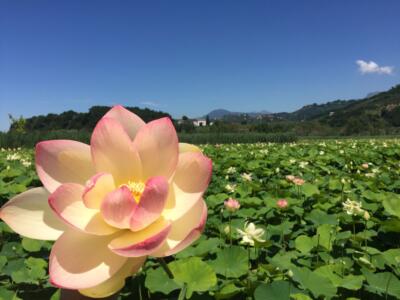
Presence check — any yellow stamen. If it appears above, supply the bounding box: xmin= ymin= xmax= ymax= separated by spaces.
xmin=120 ymin=181 xmax=145 ymax=203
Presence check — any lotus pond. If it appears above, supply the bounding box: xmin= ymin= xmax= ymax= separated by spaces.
xmin=0 ymin=140 xmax=400 ymax=299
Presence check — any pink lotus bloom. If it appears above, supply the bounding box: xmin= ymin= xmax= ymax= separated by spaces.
xmin=276 ymin=199 xmax=288 ymax=209
xmin=292 ymin=177 xmax=305 ymax=186
xmin=0 ymin=106 xmax=212 ymax=298
xmin=285 ymin=175 xmax=295 ymax=182
xmin=224 ymin=198 xmax=240 ymax=212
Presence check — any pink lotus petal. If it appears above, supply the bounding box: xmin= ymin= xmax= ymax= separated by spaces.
xmin=83 ymin=173 xmax=115 ymax=209
xmin=0 ymin=187 xmax=67 ymax=240
xmin=36 ymin=140 xmax=95 ymax=193
xmin=153 ymin=198 xmax=207 ymax=257
xmin=100 ymin=186 xmax=137 ymax=229
xmin=49 ymin=229 xmax=127 ymax=289
xmin=109 ymin=218 xmax=171 ymax=257
xmin=103 ymin=105 xmax=145 ymax=141
xmin=162 ymin=152 xmax=212 ymax=221
xmin=133 ymin=117 xmax=178 ymax=180
xmin=179 ymin=143 xmax=201 ymax=153
xmin=78 ymin=256 xmax=146 ymax=298
xmin=49 ymin=183 xmax=118 ymax=235
xmin=91 ymin=117 xmax=142 ymax=185
xmin=130 ymin=176 xmax=169 ymax=231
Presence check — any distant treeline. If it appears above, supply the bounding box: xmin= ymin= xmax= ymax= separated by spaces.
xmin=5 ymin=84 xmax=400 ymax=146
xmin=9 ymin=106 xmax=171 ymax=132
xmin=0 ymin=130 xmax=297 ymax=147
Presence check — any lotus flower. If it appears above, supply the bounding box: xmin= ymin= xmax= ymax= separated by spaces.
xmin=224 ymin=198 xmax=240 ymax=212
xmin=276 ymin=198 xmax=288 ymax=209
xmin=0 ymin=106 xmax=212 ymax=298
xmin=237 ymin=222 xmax=265 ymax=246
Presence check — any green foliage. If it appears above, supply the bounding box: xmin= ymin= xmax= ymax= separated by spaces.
xmin=1 ymin=139 xmax=400 ymax=299
xmin=254 ymin=281 xmax=291 ymax=300
xmin=12 ymin=105 xmax=171 ymax=132
xmin=21 ymin=238 xmax=44 ymax=252
xmin=179 ymin=132 xmax=298 ymax=144
xmin=301 ymin=183 xmax=319 ymax=197
xmin=362 ymin=269 xmax=400 ymax=298
xmin=252 ymin=84 xmax=400 ymax=136
xmin=0 ymin=131 xmax=298 ymax=147
xmin=169 ymin=257 xmax=217 ymax=298
xmin=144 ymin=267 xmax=180 ymax=295
xmin=291 ymin=266 xmax=337 ymax=298
xmin=8 ymin=114 xmax=26 ymax=134
xmin=295 ymin=235 xmax=314 ymax=254
xmin=211 ymin=246 xmax=248 ymax=278
xmin=382 ymin=194 xmax=400 ymax=218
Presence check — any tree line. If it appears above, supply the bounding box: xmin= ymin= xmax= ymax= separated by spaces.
xmin=9 ymin=106 xmax=171 ymax=132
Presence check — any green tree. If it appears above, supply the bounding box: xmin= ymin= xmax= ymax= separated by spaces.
xmin=8 ymin=114 xmax=26 ymax=133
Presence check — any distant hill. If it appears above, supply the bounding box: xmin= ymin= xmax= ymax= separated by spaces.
xmin=10 ymin=106 xmax=171 ymax=132
xmin=272 ymin=85 xmax=399 ymax=124
xmin=366 ymin=91 xmax=381 ymax=98
xmin=284 ymin=99 xmax=358 ymax=121
xmin=205 ymin=109 xmax=271 ymax=120
xmin=320 ymin=84 xmax=400 ymax=133
xmin=250 ymin=84 xmax=400 ymax=135
xmin=206 ymin=109 xmax=233 ymax=119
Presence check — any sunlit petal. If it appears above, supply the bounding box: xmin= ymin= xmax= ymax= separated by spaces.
xmin=0 ymin=187 xmax=66 ymax=240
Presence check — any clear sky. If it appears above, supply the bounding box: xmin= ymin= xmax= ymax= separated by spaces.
xmin=1 ymin=0 xmax=399 ymax=131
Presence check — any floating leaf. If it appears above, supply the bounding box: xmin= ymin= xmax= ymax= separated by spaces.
xmin=295 ymin=235 xmax=314 ymax=254
xmin=211 ymin=246 xmax=248 ymax=278
xmin=254 ymin=281 xmax=290 ymax=300
xmin=169 ymin=257 xmax=217 ymax=298
xmin=315 ymin=224 xmax=335 ymax=251
xmin=22 ymin=238 xmax=43 ymax=252
xmin=144 ymin=267 xmax=180 ymax=295
xmin=0 ymin=256 xmax=7 ymax=272
xmin=383 ymin=196 xmax=400 ymax=218
xmin=362 ymin=269 xmax=400 ymax=298
xmin=0 ymin=287 xmax=22 ymax=300
xmin=291 ymin=266 xmax=337 ymax=298
xmin=302 ymin=183 xmax=319 ymax=197
xmin=215 ymin=282 xmax=242 ymax=299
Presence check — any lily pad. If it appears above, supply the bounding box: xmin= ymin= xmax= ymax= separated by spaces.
xmin=211 ymin=246 xmax=248 ymax=278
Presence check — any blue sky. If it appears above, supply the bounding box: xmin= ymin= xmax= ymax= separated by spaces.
xmin=1 ymin=0 xmax=399 ymax=131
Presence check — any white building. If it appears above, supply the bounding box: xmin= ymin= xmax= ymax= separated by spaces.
xmin=193 ymin=119 xmax=207 ymax=127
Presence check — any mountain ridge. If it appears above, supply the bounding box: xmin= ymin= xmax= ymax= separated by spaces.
xmin=8 ymin=84 xmax=400 ymax=136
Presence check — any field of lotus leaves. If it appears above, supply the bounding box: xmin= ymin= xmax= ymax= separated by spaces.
xmin=1 ymin=140 xmax=400 ymax=299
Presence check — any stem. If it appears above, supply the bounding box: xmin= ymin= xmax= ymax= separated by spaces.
xmin=219 ymin=209 xmax=223 ymax=249
xmin=229 ymin=213 xmax=232 ymax=246
xmin=248 ymin=246 xmax=251 ymax=269
xmin=256 ymin=247 xmax=260 ymax=267
xmin=385 ymin=274 xmax=393 ymax=300
xmin=315 ymin=234 xmax=320 ymax=266
xmin=341 ymin=184 xmax=344 ymax=202
xmin=280 ymin=211 xmax=286 ymax=250
xmin=139 ymin=281 xmax=143 ymax=300
xmin=327 ymin=230 xmax=332 ymax=252
xmin=341 ymin=246 xmax=345 ymax=277
xmin=158 ymin=258 xmax=174 ymax=279
xmin=364 ymin=219 xmax=368 ymax=248
xmin=178 ymin=283 xmax=187 ymax=300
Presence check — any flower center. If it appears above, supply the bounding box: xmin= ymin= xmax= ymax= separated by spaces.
xmin=121 ymin=181 xmax=145 ymax=203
